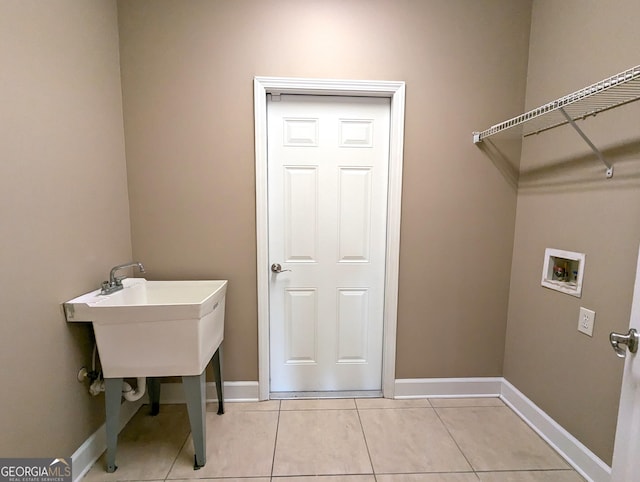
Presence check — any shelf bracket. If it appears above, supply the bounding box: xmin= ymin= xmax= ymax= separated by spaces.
xmin=558 ymin=107 xmax=613 ymax=179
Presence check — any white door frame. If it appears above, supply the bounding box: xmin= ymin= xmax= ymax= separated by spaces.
xmin=254 ymin=77 xmax=406 ymax=401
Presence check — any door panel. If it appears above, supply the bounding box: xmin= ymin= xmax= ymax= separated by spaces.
xmin=268 ymin=95 xmax=390 ymax=393
xmin=284 ymin=289 xmax=317 ymax=364
xmin=611 ymin=245 xmax=640 ymax=480
xmin=338 ymin=168 xmax=372 ymax=262
xmin=284 ymin=118 xmax=318 ymax=146
xmin=337 ymin=288 xmax=369 ymax=363
xmin=284 ymin=167 xmax=318 ymax=262
xmin=339 ymin=119 xmax=373 ymax=147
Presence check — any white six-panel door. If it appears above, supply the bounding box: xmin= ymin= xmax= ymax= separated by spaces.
xmin=268 ymin=95 xmax=390 ymax=392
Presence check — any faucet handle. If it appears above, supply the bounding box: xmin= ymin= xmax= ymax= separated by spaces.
xmin=100 ymin=280 xmax=112 ymax=295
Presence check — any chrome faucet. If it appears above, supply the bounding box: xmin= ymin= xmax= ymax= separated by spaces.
xmin=100 ymin=262 xmax=146 ymax=295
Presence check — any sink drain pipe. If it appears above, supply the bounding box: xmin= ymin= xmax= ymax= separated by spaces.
xmin=85 ymin=344 xmax=146 ymax=401
xmin=89 ymin=377 xmax=146 ymax=401
xmin=122 ymin=378 xmax=146 ymax=401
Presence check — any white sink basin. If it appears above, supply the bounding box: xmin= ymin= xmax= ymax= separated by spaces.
xmin=64 ymin=278 xmax=227 ymax=378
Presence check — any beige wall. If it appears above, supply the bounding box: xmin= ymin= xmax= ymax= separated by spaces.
xmin=504 ymin=0 xmax=640 ymax=465
xmin=0 ymin=1 xmax=131 ymax=457
xmin=5 ymin=0 xmax=635 ymax=466
xmin=117 ymin=0 xmax=531 ymax=382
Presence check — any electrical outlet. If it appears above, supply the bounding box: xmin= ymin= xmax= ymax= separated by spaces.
xmin=578 ymin=307 xmax=595 ymax=336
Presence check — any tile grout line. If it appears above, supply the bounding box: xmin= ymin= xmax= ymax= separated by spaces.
xmin=429 ymin=404 xmax=581 ymax=479
xmin=431 ymin=405 xmax=479 ymax=478
xmin=163 ymin=409 xmax=192 ymax=482
xmin=270 ymin=400 xmax=282 ymax=481
xmin=165 ymin=438 xmax=190 ymax=481
xmin=354 ymin=399 xmax=379 ymax=482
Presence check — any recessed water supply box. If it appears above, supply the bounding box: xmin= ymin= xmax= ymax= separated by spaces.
xmin=541 ymin=248 xmax=585 ymax=298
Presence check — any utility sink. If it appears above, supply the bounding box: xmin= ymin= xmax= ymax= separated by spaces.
xmin=64 ymin=278 xmax=227 ymax=378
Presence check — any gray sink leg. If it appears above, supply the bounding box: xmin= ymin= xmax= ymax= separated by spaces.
xmin=212 ymin=344 xmax=224 ymax=415
xmin=147 ymin=377 xmax=161 ymax=416
xmin=104 ymin=377 xmax=123 ymax=473
xmin=182 ymin=371 xmax=207 ymax=469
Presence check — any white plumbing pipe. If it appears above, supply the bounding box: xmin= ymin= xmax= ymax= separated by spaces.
xmin=122 ymin=377 xmax=146 ymax=402
xmin=89 ymin=379 xmax=104 ymax=396
xmin=88 ymin=377 xmax=146 ymax=402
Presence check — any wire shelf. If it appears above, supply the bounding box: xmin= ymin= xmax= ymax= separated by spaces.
xmin=473 ymin=65 xmax=640 ymax=142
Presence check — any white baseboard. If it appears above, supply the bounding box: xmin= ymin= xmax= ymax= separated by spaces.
xmin=71 ymin=398 xmax=143 ymax=482
xmin=394 ymin=377 xmax=503 ymax=398
xmin=500 ymin=379 xmax=611 ymax=482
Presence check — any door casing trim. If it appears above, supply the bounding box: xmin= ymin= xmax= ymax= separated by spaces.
xmin=254 ymin=76 xmax=406 ymax=400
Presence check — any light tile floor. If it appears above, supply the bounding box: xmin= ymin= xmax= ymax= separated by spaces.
xmin=82 ymin=397 xmax=585 ymax=482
